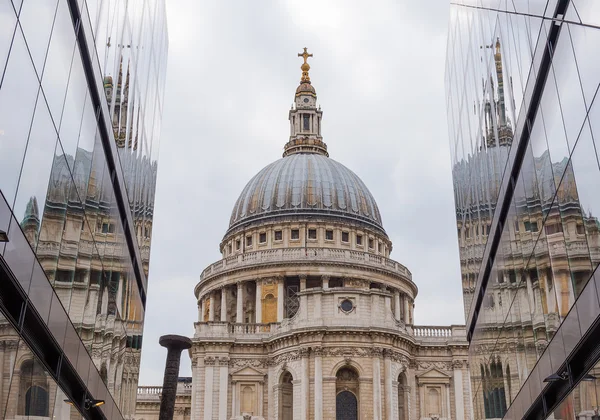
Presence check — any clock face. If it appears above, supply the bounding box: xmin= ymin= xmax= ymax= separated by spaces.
xmin=303 ymin=98 xmax=309 ymax=103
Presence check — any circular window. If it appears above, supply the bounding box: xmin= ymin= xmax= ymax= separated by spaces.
xmin=303 ymin=98 xmax=309 ymax=103
xmin=340 ymin=299 xmax=354 ymax=313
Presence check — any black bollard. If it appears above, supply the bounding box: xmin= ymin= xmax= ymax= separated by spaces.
xmin=158 ymin=335 xmax=192 ymax=420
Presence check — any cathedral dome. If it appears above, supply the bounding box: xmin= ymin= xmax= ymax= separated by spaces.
xmin=228 ymin=153 xmax=384 ymax=233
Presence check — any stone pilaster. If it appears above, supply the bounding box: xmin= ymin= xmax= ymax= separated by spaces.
xmin=218 ymin=357 xmax=229 ymax=420
xmin=384 ymin=350 xmax=394 ymax=420
xmin=372 ymin=348 xmax=383 ymax=420
xmin=203 ymin=356 xmax=216 ymax=419
xmin=300 ymin=347 xmax=310 ymax=420
xmin=453 ymin=360 xmax=465 ymax=420
xmin=314 ymin=347 xmax=323 ymax=420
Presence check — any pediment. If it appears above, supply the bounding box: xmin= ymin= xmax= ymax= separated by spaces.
xmin=231 ymin=366 xmax=264 ymax=376
xmin=416 ymin=367 xmax=451 ymax=385
xmin=417 ymin=368 xmax=451 ymax=378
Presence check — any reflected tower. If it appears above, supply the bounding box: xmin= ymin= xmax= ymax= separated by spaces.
xmin=446 ymin=2 xmax=600 ymax=419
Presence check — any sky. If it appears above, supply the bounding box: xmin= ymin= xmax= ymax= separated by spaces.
xmin=138 ymin=0 xmax=463 ymax=385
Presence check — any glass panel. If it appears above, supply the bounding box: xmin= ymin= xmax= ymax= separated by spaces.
xmin=551 ymin=25 xmax=587 ymax=153
xmin=41 ymin=0 xmax=75 ymax=123
xmin=0 ymin=28 xmax=40 ymax=207
xmin=12 ymin=93 xmax=59 ymax=251
xmin=47 ymin=293 xmax=68 ymax=348
xmin=18 ymin=0 xmax=58 ymax=74
xmin=3 ymin=214 xmax=35 ymax=293
xmin=0 ymin=0 xmax=16 ymax=75
xmin=58 ymin=51 xmax=88 ymax=172
xmin=575 ymin=271 xmax=600 ymax=335
xmin=568 ymin=23 xmax=600 ymax=107
xmin=28 ymin=263 xmax=52 ymax=324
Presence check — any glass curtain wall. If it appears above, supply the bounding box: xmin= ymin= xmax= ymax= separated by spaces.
xmin=0 ymin=0 xmax=167 ymax=417
xmin=446 ymin=0 xmax=600 ymax=419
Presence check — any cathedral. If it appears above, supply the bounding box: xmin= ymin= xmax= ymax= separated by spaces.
xmin=135 ymin=50 xmax=472 ymax=420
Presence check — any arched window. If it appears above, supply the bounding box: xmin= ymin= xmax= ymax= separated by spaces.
xmin=279 ymin=371 xmax=293 ymax=420
xmin=398 ymin=372 xmax=408 ymax=420
xmin=25 ymin=385 xmax=49 ymax=416
xmin=18 ymin=359 xmax=49 ymax=416
xmin=336 ymin=367 xmax=359 ymax=420
xmin=482 ymin=361 xmax=507 ymax=418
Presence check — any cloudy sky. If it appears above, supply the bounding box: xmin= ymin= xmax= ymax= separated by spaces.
xmin=138 ymin=0 xmax=462 ymax=385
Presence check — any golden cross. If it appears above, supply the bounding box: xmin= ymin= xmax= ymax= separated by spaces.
xmin=298 ymin=47 xmax=313 ymax=65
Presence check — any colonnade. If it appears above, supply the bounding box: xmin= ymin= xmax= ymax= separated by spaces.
xmin=197 ymin=277 xmax=414 ymax=325
xmin=197 ymin=278 xmax=286 ymax=324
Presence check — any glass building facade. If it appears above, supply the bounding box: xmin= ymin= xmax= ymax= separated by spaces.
xmin=0 ymin=0 xmax=167 ymax=417
xmin=446 ymin=1 xmax=600 ymax=419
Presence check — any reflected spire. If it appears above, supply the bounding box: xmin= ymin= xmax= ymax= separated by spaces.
xmin=494 ymin=38 xmax=506 ymax=127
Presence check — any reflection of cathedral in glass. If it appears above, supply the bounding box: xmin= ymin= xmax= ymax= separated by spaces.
xmin=447 ymin=2 xmax=600 ymax=419
xmin=0 ymin=0 xmax=167 ymax=417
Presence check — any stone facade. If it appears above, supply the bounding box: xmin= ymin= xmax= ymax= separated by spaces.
xmin=135 ymin=50 xmax=472 ymax=420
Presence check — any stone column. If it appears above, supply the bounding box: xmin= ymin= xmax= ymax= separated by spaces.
xmin=198 ymin=300 xmax=203 ymax=322
xmin=256 ymin=279 xmax=262 ymax=323
xmin=384 ymin=351 xmax=393 ymax=420
xmin=314 ymin=347 xmax=323 ymax=420
xmin=372 ymin=348 xmax=383 ymax=420
xmin=404 ymin=295 xmax=410 ymax=325
xmin=277 ymin=277 xmax=285 ymax=321
xmin=208 ymin=293 xmax=215 ymax=322
xmin=219 ymin=357 xmax=229 ymax=420
xmin=299 ymin=275 xmax=307 ymax=320
xmin=322 ymin=275 xmax=330 ymax=290
xmin=236 ymin=281 xmax=244 ymax=323
xmin=300 ymin=348 xmax=310 ymax=420
xmin=394 ymin=291 xmax=401 ymax=322
xmin=204 ymin=356 xmax=216 ymax=420
xmin=221 ymin=287 xmax=227 ymax=322
xmin=158 ymin=335 xmax=192 ymax=420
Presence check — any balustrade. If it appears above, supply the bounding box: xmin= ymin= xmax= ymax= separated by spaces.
xmin=200 ymin=247 xmax=411 ymax=281
xmin=413 ymin=326 xmax=453 ymax=338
